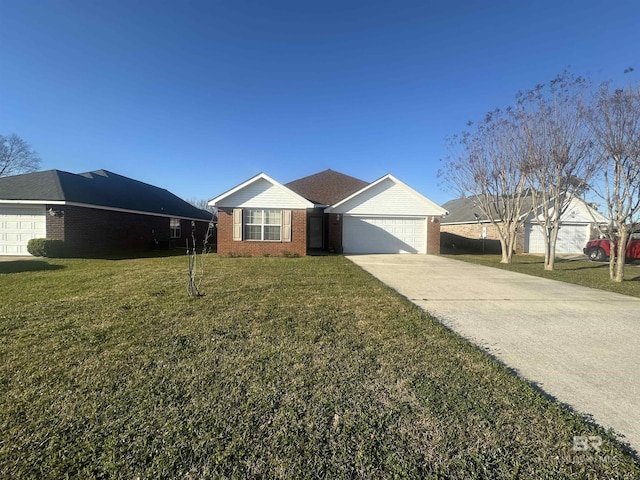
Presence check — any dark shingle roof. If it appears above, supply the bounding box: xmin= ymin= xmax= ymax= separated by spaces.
xmin=285 ymin=169 xmax=369 ymax=206
xmin=441 ymin=197 xmax=485 ymax=223
xmin=442 ymin=195 xmax=536 ymax=223
xmin=0 ymin=169 xmax=211 ymax=220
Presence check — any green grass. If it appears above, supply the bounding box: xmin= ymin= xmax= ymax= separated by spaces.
xmin=1 ymin=255 xmax=638 ymax=479
xmin=443 ymin=254 xmax=640 ymax=298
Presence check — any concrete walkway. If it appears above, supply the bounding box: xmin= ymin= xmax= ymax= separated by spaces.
xmin=347 ymin=254 xmax=640 ymax=454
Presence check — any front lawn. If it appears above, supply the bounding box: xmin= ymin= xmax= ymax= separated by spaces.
xmin=1 ymin=255 xmax=638 ymax=478
xmin=444 ymin=254 xmax=640 ymax=298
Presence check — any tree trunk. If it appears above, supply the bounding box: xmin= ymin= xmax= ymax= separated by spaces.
xmin=545 ymin=224 xmax=560 ymax=271
xmin=499 ymin=237 xmax=512 ymax=264
xmin=609 ymin=250 xmax=616 ymax=281
xmin=545 ymin=256 xmax=555 ymax=271
xmin=543 ymin=230 xmax=551 ymax=270
xmin=612 ymin=230 xmax=629 ymax=282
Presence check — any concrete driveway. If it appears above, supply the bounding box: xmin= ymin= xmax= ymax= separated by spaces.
xmin=347 ymin=254 xmax=640 ymax=454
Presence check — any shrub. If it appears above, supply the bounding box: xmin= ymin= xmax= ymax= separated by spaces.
xmin=27 ymin=239 xmax=65 ymax=258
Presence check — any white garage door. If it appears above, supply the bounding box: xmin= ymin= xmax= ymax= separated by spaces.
xmin=0 ymin=205 xmax=46 ymax=255
xmin=525 ymin=223 xmax=589 ymax=254
xmin=343 ymin=216 xmax=426 ymax=254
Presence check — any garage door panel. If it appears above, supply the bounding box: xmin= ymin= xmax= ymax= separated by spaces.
xmin=525 ymin=223 xmax=588 ymax=254
xmin=343 ymin=216 xmax=426 ymax=254
xmin=556 ymin=225 xmax=588 ymax=253
xmin=0 ymin=205 xmax=46 ymax=255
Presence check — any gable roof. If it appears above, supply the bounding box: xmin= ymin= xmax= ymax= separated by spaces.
xmin=526 ymin=196 xmax=608 ymax=224
xmin=0 ymin=169 xmax=212 ymax=220
xmin=285 ymin=169 xmax=369 ymax=206
xmin=441 ymin=197 xmax=491 ymax=223
xmin=209 ymin=172 xmax=315 ymax=209
xmin=326 ymin=174 xmax=448 ymax=216
xmin=441 ymin=194 xmax=604 ymax=224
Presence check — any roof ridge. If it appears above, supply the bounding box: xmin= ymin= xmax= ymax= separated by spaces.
xmin=50 ymin=170 xmax=68 ymax=199
xmin=286 ymin=169 xmax=368 ymax=185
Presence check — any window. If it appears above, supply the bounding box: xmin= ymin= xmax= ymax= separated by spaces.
xmin=170 ymin=218 xmax=181 ymax=238
xmin=244 ymin=209 xmax=281 ymax=241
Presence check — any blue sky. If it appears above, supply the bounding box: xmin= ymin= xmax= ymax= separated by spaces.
xmin=1 ymin=1 xmax=638 ymax=205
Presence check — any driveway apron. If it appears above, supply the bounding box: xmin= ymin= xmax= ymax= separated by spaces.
xmin=347 ymin=254 xmax=640 ymax=454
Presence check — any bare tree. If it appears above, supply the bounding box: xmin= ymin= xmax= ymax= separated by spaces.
xmin=186 ymin=197 xmax=215 ymax=212
xmin=442 ymin=108 xmax=531 ymax=263
xmin=0 ymin=134 xmax=41 ymax=177
xmin=517 ymin=72 xmax=596 ymax=270
xmin=587 ymin=83 xmax=640 ymax=282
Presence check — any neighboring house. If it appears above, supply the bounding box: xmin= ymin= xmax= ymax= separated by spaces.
xmin=441 ymin=195 xmax=606 ymax=254
xmin=0 ymin=169 xmax=213 ymax=256
xmin=210 ymin=169 xmax=447 ymax=256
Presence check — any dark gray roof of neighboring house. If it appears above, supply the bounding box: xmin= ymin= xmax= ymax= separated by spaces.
xmin=0 ymin=169 xmax=212 ymax=220
xmin=285 ymin=169 xmax=369 ymax=206
xmin=442 ymin=195 xmax=535 ymax=224
xmin=441 ymin=197 xmax=485 ymax=223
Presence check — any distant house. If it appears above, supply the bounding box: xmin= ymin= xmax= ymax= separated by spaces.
xmin=0 ymin=169 xmax=212 ymax=256
xmin=441 ymin=195 xmax=606 ymax=255
xmin=210 ymin=169 xmax=447 ymax=256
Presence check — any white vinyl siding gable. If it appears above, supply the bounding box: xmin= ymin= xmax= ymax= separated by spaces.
xmin=330 ymin=177 xmax=444 ymax=216
xmin=215 ymin=177 xmax=312 ymax=209
xmin=526 ymin=197 xmax=607 ymax=225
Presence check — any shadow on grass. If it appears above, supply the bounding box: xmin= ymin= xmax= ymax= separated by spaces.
xmin=441 ymin=248 xmax=505 ymax=257
xmin=562 ymin=263 xmax=609 ymax=271
xmin=0 ymin=260 xmax=66 ymax=274
xmin=67 ymin=247 xmax=193 ymax=261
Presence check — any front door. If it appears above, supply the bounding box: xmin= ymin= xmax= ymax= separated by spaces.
xmin=309 ymin=216 xmax=324 ymax=249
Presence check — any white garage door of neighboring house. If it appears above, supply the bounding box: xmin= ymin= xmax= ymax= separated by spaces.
xmin=0 ymin=205 xmax=46 ymax=255
xmin=343 ymin=216 xmax=426 ymax=254
xmin=525 ymin=223 xmax=589 ymax=254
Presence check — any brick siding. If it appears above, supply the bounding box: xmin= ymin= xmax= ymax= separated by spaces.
xmin=45 ymin=207 xmax=65 ymax=241
xmin=45 ymin=204 xmax=209 ymax=256
xmin=426 ymin=216 xmax=441 ymax=255
xmin=441 ymin=222 xmax=525 ymax=254
xmin=217 ymin=208 xmax=307 ymax=257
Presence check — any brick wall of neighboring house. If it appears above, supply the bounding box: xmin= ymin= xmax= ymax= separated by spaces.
xmin=327 ymin=213 xmax=343 ymax=253
xmin=46 ymin=204 xmax=209 ymax=256
xmin=426 ymin=216 xmax=441 ymax=255
xmin=441 ymin=222 xmax=525 ymax=254
xmin=217 ymin=208 xmax=307 ymax=257
xmin=45 ymin=206 xmax=65 ymax=240
xmin=176 ymin=218 xmax=213 ymax=251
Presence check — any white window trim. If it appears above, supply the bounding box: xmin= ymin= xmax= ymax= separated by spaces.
xmin=170 ymin=218 xmax=181 ymax=239
xmin=244 ymin=209 xmax=282 ymax=242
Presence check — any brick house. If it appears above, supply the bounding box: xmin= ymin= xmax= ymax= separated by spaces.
xmin=0 ymin=169 xmax=213 ymax=256
xmin=210 ymin=169 xmax=447 ymax=257
xmin=440 ymin=196 xmax=606 ymax=255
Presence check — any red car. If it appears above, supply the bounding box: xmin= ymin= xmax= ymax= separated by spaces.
xmin=584 ymin=236 xmax=640 ymax=262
